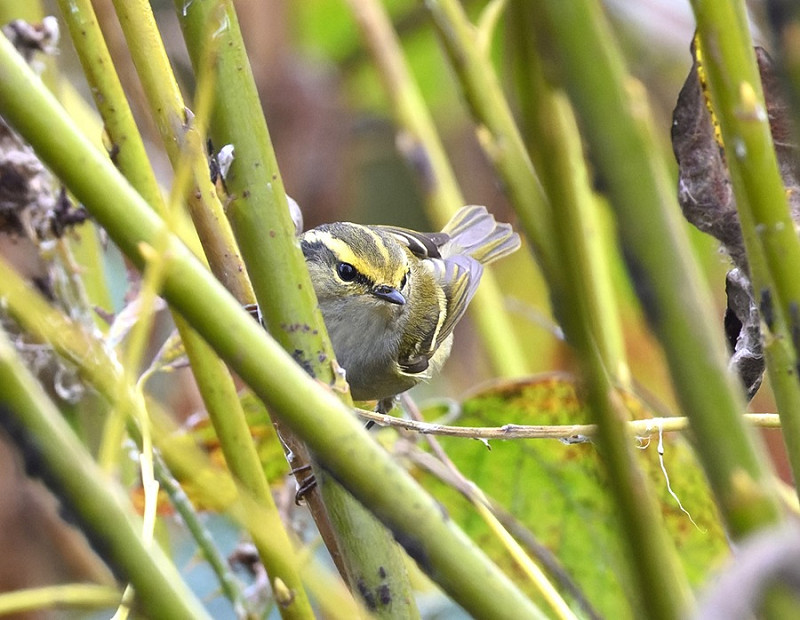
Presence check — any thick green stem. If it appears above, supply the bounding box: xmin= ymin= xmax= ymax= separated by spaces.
xmin=109 ymin=0 xmax=254 ymax=304
xmin=534 ymin=0 xmax=783 ymax=540
xmin=0 ymin=1 xmax=43 ymax=23
xmin=500 ymin=4 xmax=691 ymax=615
xmin=422 ymin=0 xmax=561 ymax=295
xmin=526 ymin=58 xmax=689 ymax=620
xmin=691 ymin=0 xmax=800 ymax=504
xmin=56 ymin=1 xmax=311 ymax=611
xmin=0 ymin=585 xmax=121 ymax=616
xmin=0 ymin=329 xmax=211 ymax=620
xmin=0 ymin=33 xmax=544 ymax=619
xmin=506 ymin=3 xmax=629 ymax=387
xmin=176 ymin=1 xmax=414 ymax=616
xmin=426 ymin=4 xmax=677 ymax=611
xmin=0 ymin=258 xmax=357 ymax=618
xmin=56 ymin=0 xmax=162 ymax=212
xmin=179 ymin=320 xmax=315 ymax=619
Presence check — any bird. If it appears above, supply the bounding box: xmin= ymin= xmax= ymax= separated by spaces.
xmin=300 ymin=205 xmax=520 ymax=411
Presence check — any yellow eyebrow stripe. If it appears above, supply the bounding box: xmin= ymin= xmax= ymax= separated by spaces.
xmin=303 ymin=230 xmax=361 ymax=267
xmin=363 ymin=227 xmax=392 ymax=266
xmin=366 ymin=228 xmax=410 ymax=285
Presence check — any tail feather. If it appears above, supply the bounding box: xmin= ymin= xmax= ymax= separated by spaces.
xmin=442 ymin=205 xmax=521 ymax=265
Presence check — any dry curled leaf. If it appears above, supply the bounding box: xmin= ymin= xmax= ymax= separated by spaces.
xmin=671 ymin=41 xmax=800 ymax=398
xmin=672 ymin=43 xmax=800 ymax=269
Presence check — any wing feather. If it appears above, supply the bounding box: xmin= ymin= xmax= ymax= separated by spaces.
xmin=375 ymin=225 xmax=449 ymax=259
xmin=428 ymin=255 xmax=482 ymax=349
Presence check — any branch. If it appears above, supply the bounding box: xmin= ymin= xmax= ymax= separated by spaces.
xmin=357 ymin=409 xmax=781 ymax=441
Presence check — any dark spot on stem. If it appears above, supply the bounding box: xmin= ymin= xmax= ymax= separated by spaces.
xmin=790 ymin=302 xmax=800 ymax=355
xmin=356 ymin=579 xmax=377 ymax=610
xmin=391 ymin=529 xmax=431 ymax=574
xmin=292 ymin=350 xmax=314 ymax=376
xmin=759 ymin=288 xmax=774 ymax=331
xmin=107 ymin=142 xmax=120 ymax=165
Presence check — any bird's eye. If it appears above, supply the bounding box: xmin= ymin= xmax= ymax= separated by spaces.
xmin=336 ymin=262 xmax=358 ymax=282
xmin=400 ymin=270 xmax=409 ymax=289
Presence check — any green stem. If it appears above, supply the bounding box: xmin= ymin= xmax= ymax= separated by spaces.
xmin=422 ymin=0 xmax=562 ymax=295
xmin=152 ymin=453 xmax=247 ymax=615
xmin=108 ymin=0 xmax=254 ymax=304
xmin=0 ymin=258 xmax=355 ymax=618
xmin=148 ymin=415 xmax=362 ymax=620
xmin=0 ymin=1 xmax=59 ymax=89
xmin=0 ymin=329 xmax=211 ymax=620
xmin=66 ymin=224 xmax=114 ymax=328
xmin=0 ymin=0 xmax=43 ymax=23
xmin=505 ymin=6 xmax=691 ymax=615
xmin=534 ymin=0 xmax=783 ymax=540
xmin=0 ymin=33 xmax=544 ymax=619
xmin=0 ymin=256 xmax=250 ymax=613
xmin=179 ymin=316 xmax=315 ymax=620
xmin=56 ymin=1 xmax=311 ymax=610
xmin=0 ymin=585 xmax=121 ymax=616
xmin=427 ymin=4 xmax=672 ymax=610
xmin=506 ymin=2 xmax=629 ymax=386
xmin=691 ymin=0 xmax=800 ymax=506
xmin=176 ymin=0 xmax=333 ymax=377
xmin=175 ymin=1 xmax=419 ymax=616
xmin=56 ymin=0 xmax=163 ymax=212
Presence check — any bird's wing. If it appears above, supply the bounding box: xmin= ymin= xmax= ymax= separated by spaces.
xmin=425 ymin=254 xmax=483 ymax=349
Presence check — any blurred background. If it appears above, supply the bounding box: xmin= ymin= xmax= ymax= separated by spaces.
xmin=0 ymin=0 xmax=786 ymax=617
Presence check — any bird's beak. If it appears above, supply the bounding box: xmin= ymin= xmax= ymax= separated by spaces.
xmin=372 ymin=284 xmax=406 ymax=305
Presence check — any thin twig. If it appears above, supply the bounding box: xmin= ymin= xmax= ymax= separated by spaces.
xmin=358 ymin=409 xmax=781 ymax=441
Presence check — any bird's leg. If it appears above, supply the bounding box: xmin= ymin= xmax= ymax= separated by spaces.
xmin=365 ymin=396 xmax=398 ymax=430
xmin=292 ymin=463 xmax=315 ymax=505
xmin=244 ymin=303 xmax=262 ymax=324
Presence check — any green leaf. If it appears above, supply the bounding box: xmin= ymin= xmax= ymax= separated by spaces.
xmin=416 ymin=375 xmax=727 ymax=618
